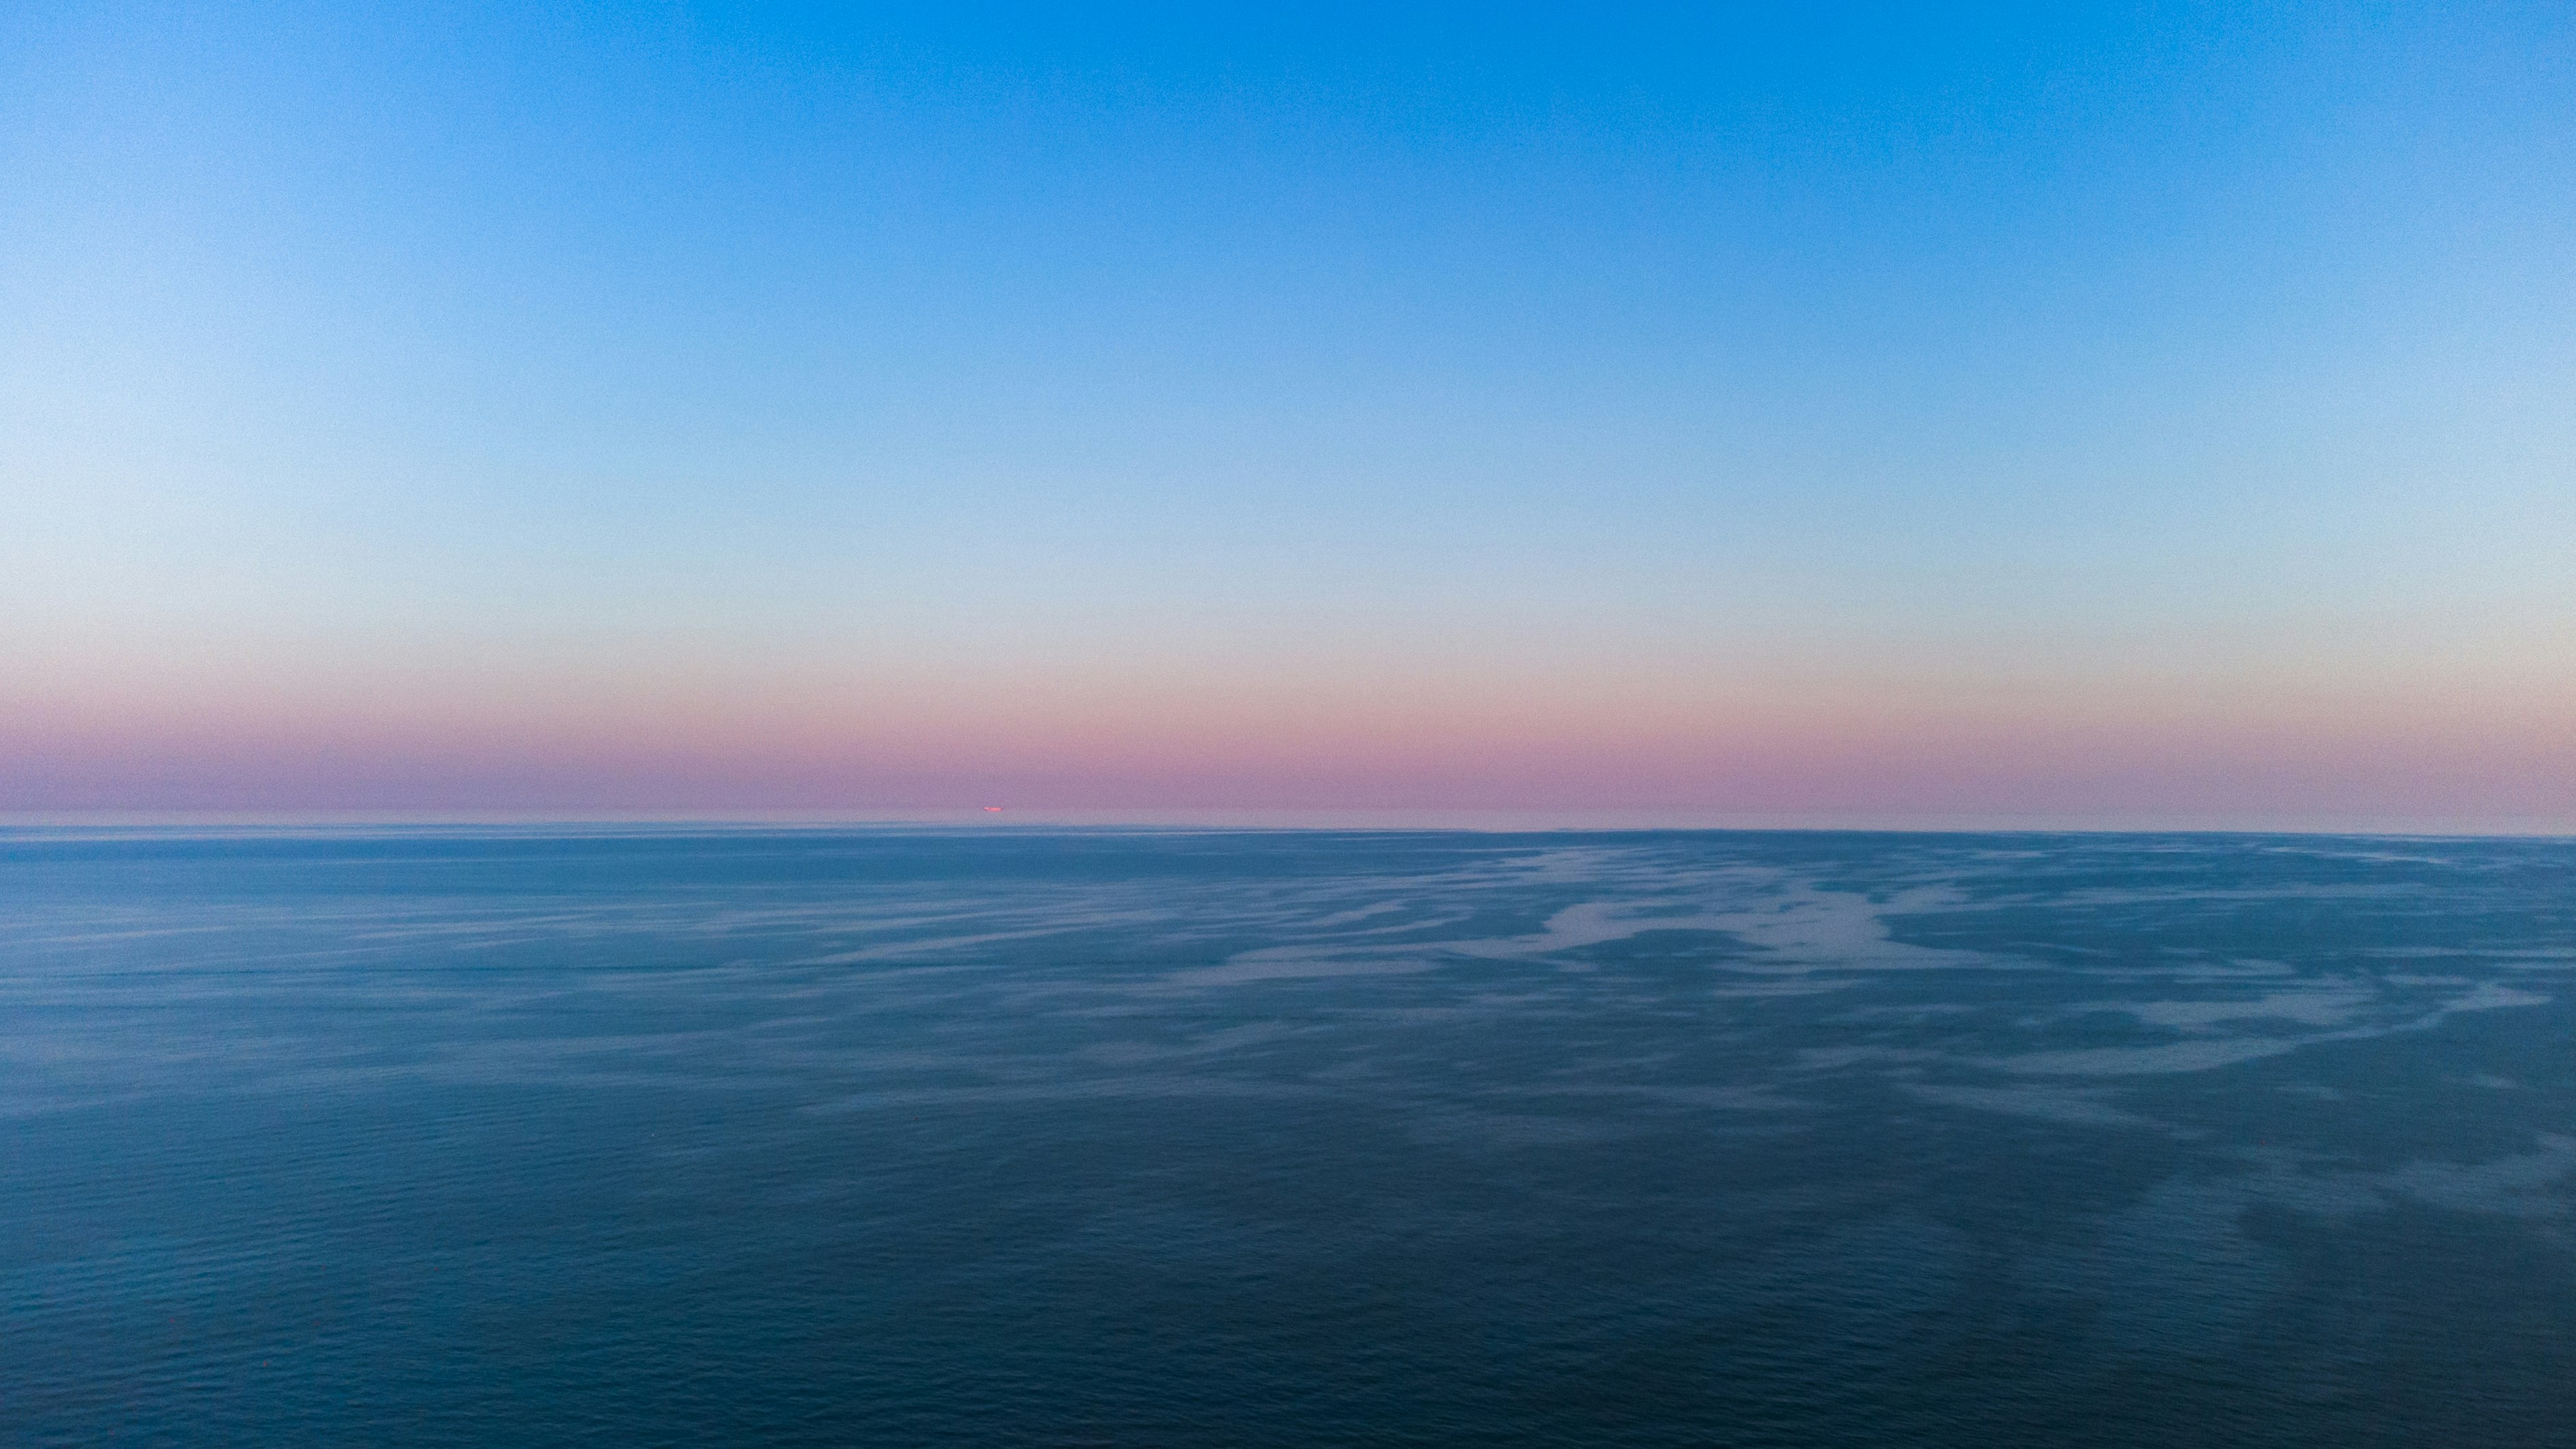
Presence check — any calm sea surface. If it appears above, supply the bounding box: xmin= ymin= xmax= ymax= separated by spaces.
xmin=4 ymin=828 xmax=2573 ymax=1446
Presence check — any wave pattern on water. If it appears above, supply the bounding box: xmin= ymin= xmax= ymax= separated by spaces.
xmin=3 ymin=828 xmax=2573 ymax=1446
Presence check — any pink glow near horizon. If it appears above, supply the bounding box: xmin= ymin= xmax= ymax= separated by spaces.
xmin=10 ymin=649 xmax=2570 ymax=824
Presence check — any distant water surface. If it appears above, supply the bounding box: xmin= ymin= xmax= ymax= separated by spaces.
xmin=4 ymin=828 xmax=2573 ymax=1446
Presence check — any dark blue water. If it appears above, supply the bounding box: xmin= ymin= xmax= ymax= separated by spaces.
xmin=5 ymin=828 xmax=2573 ymax=1446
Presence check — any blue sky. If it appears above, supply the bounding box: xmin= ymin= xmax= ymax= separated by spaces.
xmin=4 ymin=3 xmax=2571 ymax=820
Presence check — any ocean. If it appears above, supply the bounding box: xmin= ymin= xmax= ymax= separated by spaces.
xmin=4 ymin=826 xmax=2571 ymax=1446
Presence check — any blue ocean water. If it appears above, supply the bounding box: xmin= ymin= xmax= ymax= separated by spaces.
xmin=3 ymin=827 xmax=2572 ymax=1447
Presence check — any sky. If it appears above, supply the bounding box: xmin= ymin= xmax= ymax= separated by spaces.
xmin=4 ymin=1 xmax=2572 ymax=827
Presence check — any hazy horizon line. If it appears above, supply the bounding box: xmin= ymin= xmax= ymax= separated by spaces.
xmin=5 ymin=807 xmax=2571 ymax=840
